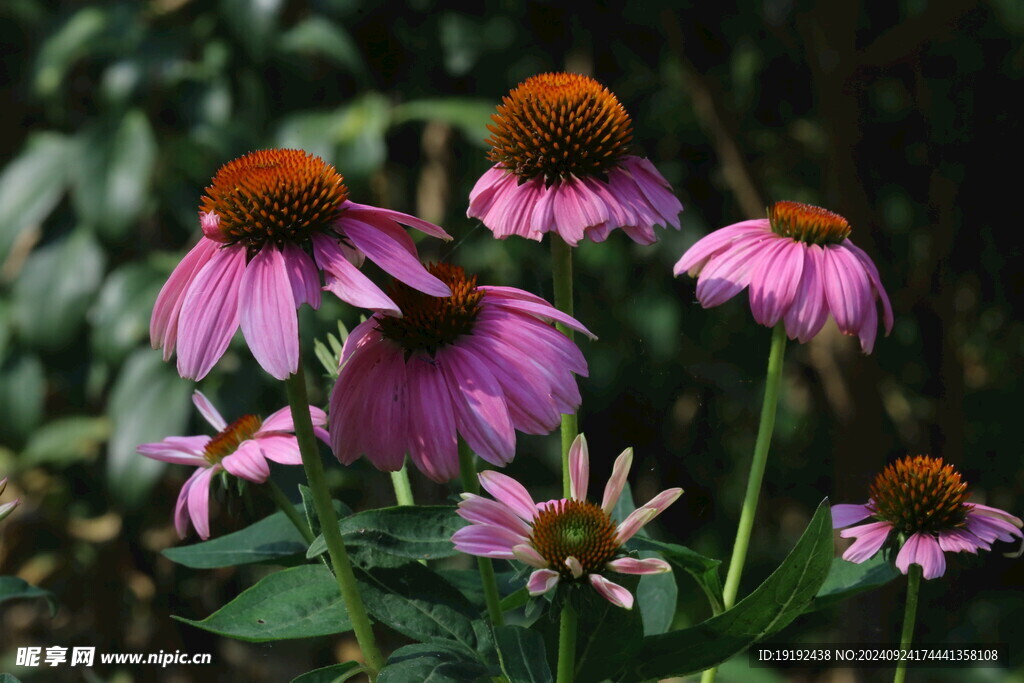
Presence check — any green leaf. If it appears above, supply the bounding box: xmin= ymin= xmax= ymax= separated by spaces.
xmin=0 ymin=353 xmax=45 ymax=443
xmin=175 ymin=565 xmax=352 ymax=641
xmin=11 ymin=228 xmax=105 ymax=351
xmin=0 ymin=576 xmax=57 ymax=616
xmin=162 ymin=509 xmax=307 ymax=569
xmin=378 ymin=643 xmax=492 ymax=683
xmin=635 ymin=550 xmax=678 ymax=636
xmin=19 ymin=416 xmax=111 ymax=467
xmin=89 ymin=262 xmax=167 ymax=363
xmin=0 ymin=133 xmax=70 ymax=261
xmin=625 ymin=500 xmax=834 ymax=680
xmin=105 ymin=350 xmax=193 ymax=508
xmin=307 ymin=506 xmax=465 ymax=561
xmin=572 ymin=582 xmax=645 ymax=683
xmin=0 ymin=673 xmax=23 ymax=683
xmin=290 ymin=662 xmax=367 ymax=683
xmin=355 ymin=562 xmax=478 ymax=650
xmin=391 ymin=99 xmax=495 ymax=146
xmin=220 ymin=0 xmax=282 ymax=61
xmin=298 ymin=484 xmax=351 ymax=539
xmin=32 ymin=7 xmax=108 ymax=98
xmin=628 ymin=536 xmax=724 ymax=615
xmin=805 ymin=554 xmax=901 ymax=613
xmin=495 ymin=625 xmax=553 ymax=683
xmin=279 ymin=17 xmax=367 ymax=77
xmin=72 ymin=110 xmax=157 ymax=240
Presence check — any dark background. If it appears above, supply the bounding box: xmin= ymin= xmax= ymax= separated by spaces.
xmin=1 ymin=0 xmax=1021 ymax=681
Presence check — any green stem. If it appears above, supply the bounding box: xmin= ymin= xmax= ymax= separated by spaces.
xmin=389 ymin=463 xmax=416 ymax=507
xmin=458 ymin=440 xmax=505 ymax=627
xmin=285 ymin=363 xmax=385 ymax=679
xmin=894 ymin=564 xmax=922 ymax=683
xmin=701 ymin=324 xmax=787 ymax=683
xmin=556 ymin=603 xmax=578 ymax=683
xmin=266 ymin=479 xmax=315 ymax=545
xmin=550 ymin=234 xmax=577 ymax=498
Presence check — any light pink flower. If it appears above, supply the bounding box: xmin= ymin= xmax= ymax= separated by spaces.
xmin=452 ymin=434 xmax=683 ymax=609
xmin=674 ymin=201 xmax=893 ymax=353
xmin=329 ymin=264 xmax=592 ymax=482
xmin=137 ymin=391 xmax=328 ymax=539
xmin=832 ymin=455 xmax=1022 ymax=579
xmin=150 ymin=149 xmax=452 ymax=381
xmin=467 ymin=73 xmax=681 ymax=246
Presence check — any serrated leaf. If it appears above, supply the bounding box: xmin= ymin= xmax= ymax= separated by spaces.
xmin=307 ymin=506 xmax=466 ymax=561
xmin=625 ymin=500 xmax=834 ymax=680
xmin=175 ymin=564 xmax=352 ymax=641
xmin=0 ymin=133 xmax=70 ymax=261
xmin=495 ymin=625 xmax=553 ymax=683
xmin=106 ymin=349 xmax=193 ymax=508
xmin=290 ymin=662 xmax=366 ymax=683
xmin=805 ymin=554 xmax=901 ymax=613
xmin=19 ymin=416 xmax=111 ymax=467
xmin=0 ymin=576 xmax=57 ymax=616
xmin=162 ymin=509 xmax=307 ymax=569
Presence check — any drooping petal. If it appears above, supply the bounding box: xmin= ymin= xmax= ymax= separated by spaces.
xmin=568 ymin=434 xmax=589 ymax=501
xmin=176 ymin=244 xmax=247 ymax=380
xmin=281 ymin=242 xmax=322 ymax=310
xmin=479 ymin=287 xmax=596 ymax=338
xmin=527 ymin=569 xmax=561 ymax=596
xmin=966 ymin=503 xmax=1024 ymax=528
xmin=694 ymin=232 xmax=777 ymax=308
xmin=238 ymin=245 xmax=299 ymax=380
xmin=673 ymin=220 xmax=769 ymax=277
xmin=616 ymin=488 xmax=683 ymax=544
xmin=840 ymin=521 xmax=893 ymax=563
xmin=151 ymin=238 xmax=220 ymax=359
xmin=311 ymin=234 xmax=399 ymax=316
xmin=137 ymin=436 xmax=210 ymax=466
xmin=259 ymin=405 xmax=327 ymax=434
xmin=478 ymin=471 xmax=538 ymax=522
xmin=440 ymin=345 xmax=515 ymax=467
xmin=748 ymin=238 xmax=805 ymax=327
xmin=185 ymin=467 xmax=216 ymax=540
xmin=192 ymin=391 xmax=227 ymax=431
xmin=329 ymin=334 xmax=393 ymax=465
xmin=783 ymin=244 xmax=830 ymax=343
xmin=255 ymin=434 xmax=303 ymax=465
xmin=342 ymin=342 xmax=408 ymax=472
xmin=589 ymin=574 xmax=634 ymax=609
xmin=601 ymin=447 xmax=634 ymax=515
xmin=822 ymin=245 xmax=872 ymax=347
xmin=405 ymin=353 xmax=460 ymax=482
xmin=340 ymin=216 xmax=451 ymax=297
xmin=937 ymin=529 xmax=989 ymax=554
xmin=606 ymin=557 xmax=672 ymax=575
xmin=451 ymin=524 xmax=521 ymax=559
xmin=513 ymin=544 xmax=549 ymax=569
xmin=343 ymin=200 xmax=452 ymax=240
xmin=895 ymin=532 xmax=946 ymax=579
xmin=831 ymin=503 xmax=874 ymax=529
xmin=220 ymin=440 xmax=271 ymax=483
xmin=966 ymin=513 xmax=1024 ymax=544
xmin=843 ymin=240 xmax=894 ymax=335
xmin=620 ymin=157 xmax=683 ymax=228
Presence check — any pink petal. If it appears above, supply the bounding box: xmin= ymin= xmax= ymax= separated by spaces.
xmin=896 ymin=532 xmax=946 ymax=579
xmin=475 ymin=311 xmax=587 ymax=376
xmin=176 ymin=244 xmax=247 ymax=380
xmin=255 ymin=434 xmax=302 ymax=465
xmin=405 ymin=353 xmax=460 ymax=482
xmin=311 ymin=234 xmax=399 ymax=315
xmin=748 ymin=238 xmax=805 ymax=327
xmin=513 ymin=543 xmax=549 ymax=568
xmin=966 ymin=513 xmax=1024 ymax=544
xmin=551 ymin=178 xmax=600 ymax=246
xmin=220 ymin=440 xmax=270 ymax=483
xmin=259 ymin=404 xmax=326 ymax=434
xmin=783 ymin=244 xmax=830 ymax=343
xmin=137 ymin=436 xmax=210 ymax=465
xmin=343 ymin=200 xmax=452 ymax=240
xmin=565 ymin=556 xmax=584 ymax=579
xmin=616 ymin=488 xmax=683 ymax=544
xmin=200 ymin=211 xmax=225 ymax=241
xmin=530 ymin=180 xmax=558 ymax=239
xmin=440 ymin=345 xmax=515 ymax=467
xmin=619 ymin=157 xmax=683 ymax=228
xmin=185 ymin=467 xmax=216 ymax=540
xmin=527 ymin=569 xmax=561 ymax=596
xmin=831 ymin=503 xmax=873 ymax=529
xmin=151 ymin=238 xmax=219 ymax=359
xmin=568 ymin=434 xmax=589 ymax=501
xmin=468 ymin=165 xmax=509 ymax=207
xmin=937 ymin=529 xmax=988 ymax=554
xmin=479 ymin=471 xmax=538 ymax=522
xmin=329 ymin=333 xmax=393 ymax=465
xmin=606 ymin=557 xmax=672 ymax=575
xmin=478 ymin=287 xmax=596 ymax=339
xmin=601 ymin=447 xmax=634 ymax=515
xmin=673 ymin=220 xmax=769 ymax=277
xmin=339 ymin=216 xmax=451 ymax=297
xmin=238 ymin=245 xmax=299 ymax=380
xmin=821 ymin=245 xmax=872 ymax=342
xmin=844 ymin=240 xmax=893 ymax=335
xmin=589 ymin=574 xmax=634 ymax=609
xmin=352 ymin=342 xmax=409 ymax=472
xmin=967 ymin=503 xmax=1024 ymax=528
xmin=840 ymin=521 xmax=893 ymax=563
xmin=191 ymin=391 xmax=227 ymax=431
xmin=339 ymin=317 xmax=379 ymax=366
xmin=457 ymin=493 xmax=532 ymax=538
xmin=281 ymin=242 xmax=322 ymax=310
xmin=694 ymin=232 xmax=777 ymax=308
xmin=451 ymin=524 xmax=521 ymax=559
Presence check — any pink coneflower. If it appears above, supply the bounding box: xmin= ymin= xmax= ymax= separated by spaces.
xmin=452 ymin=434 xmax=682 ymax=609
xmin=329 ymin=263 xmax=592 ymax=482
xmin=137 ymin=391 xmax=328 ymax=539
xmin=833 ymin=455 xmax=1022 ymax=579
xmin=467 ymin=73 xmax=682 ymax=246
xmin=150 ymin=148 xmax=453 ymax=381
xmin=674 ymin=201 xmax=893 ymax=353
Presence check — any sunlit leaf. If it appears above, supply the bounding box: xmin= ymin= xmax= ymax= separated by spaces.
xmin=162 ymin=509 xmax=308 ymax=569
xmin=20 ymin=416 xmax=111 ymax=467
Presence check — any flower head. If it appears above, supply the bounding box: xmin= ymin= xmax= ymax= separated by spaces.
xmin=0 ymin=477 xmax=19 ymax=523
xmin=468 ymin=73 xmax=682 ymax=246
xmin=674 ymin=200 xmax=893 ymax=353
xmin=151 ymin=148 xmax=453 ymax=381
xmin=329 ymin=263 xmax=593 ymax=482
xmin=832 ymin=455 xmax=1022 ymax=579
xmin=137 ymin=391 xmax=328 ymax=539
xmin=452 ymin=434 xmax=683 ymax=609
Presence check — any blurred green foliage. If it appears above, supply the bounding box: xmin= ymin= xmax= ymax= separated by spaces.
xmin=1 ymin=0 xmax=1023 ymax=680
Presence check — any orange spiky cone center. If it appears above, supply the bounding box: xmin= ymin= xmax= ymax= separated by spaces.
xmin=486 ymin=72 xmax=633 ymax=183
xmin=767 ymin=201 xmax=852 ymax=245
xmin=203 ymin=414 xmax=263 ymax=464
xmin=377 ymin=264 xmax=483 ymax=354
xmin=200 ymin=149 xmax=348 ymax=249
xmin=868 ymin=455 xmax=971 ymax=535
xmin=529 ymin=499 xmax=620 ymax=578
